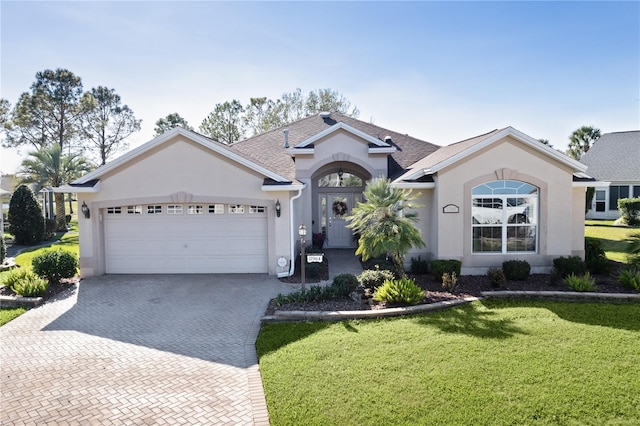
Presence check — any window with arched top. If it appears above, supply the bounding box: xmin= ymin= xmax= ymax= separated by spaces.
xmin=472 ymin=180 xmax=538 ymax=253
xmin=317 ymin=172 xmax=363 ymax=188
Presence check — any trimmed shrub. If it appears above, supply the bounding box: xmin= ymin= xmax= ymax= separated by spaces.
xmin=329 ymin=273 xmax=359 ymax=297
xmin=618 ymin=269 xmax=640 ymax=291
xmin=431 ymin=259 xmax=462 ymax=282
xmin=5 ymin=269 xmax=49 ymax=297
xmin=441 ymin=272 xmax=458 ymax=293
xmin=7 ymin=185 xmax=45 ymax=245
xmin=553 ymin=256 xmax=587 ymax=279
xmin=305 ymin=262 xmax=322 ymax=279
xmin=410 ymin=256 xmax=429 ymax=275
xmin=373 ymin=278 xmax=424 ymax=305
xmin=487 ymin=268 xmax=505 ymax=288
xmin=361 ymin=256 xmax=398 ymax=277
xmin=502 ymin=260 xmax=531 ymax=281
xmin=584 ymin=237 xmax=611 ymax=274
xmin=618 ymin=197 xmax=640 ymax=226
xmin=564 ymin=272 xmax=597 ymax=292
xmin=32 ymin=249 xmax=78 ymax=284
xmin=358 ymin=269 xmax=394 ymax=291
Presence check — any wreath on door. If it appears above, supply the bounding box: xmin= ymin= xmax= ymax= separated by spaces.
xmin=332 ymin=200 xmax=348 ymax=216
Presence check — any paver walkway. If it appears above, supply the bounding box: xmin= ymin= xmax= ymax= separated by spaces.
xmin=1 ymin=274 xmax=294 ymax=425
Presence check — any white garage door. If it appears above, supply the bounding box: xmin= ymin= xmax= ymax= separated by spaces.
xmin=104 ymin=204 xmax=268 ymax=274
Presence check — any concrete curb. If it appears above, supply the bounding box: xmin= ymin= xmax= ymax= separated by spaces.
xmin=262 ymin=297 xmax=482 ymax=322
xmin=0 ymin=295 xmax=44 ymax=308
xmin=481 ymin=290 xmax=640 ymax=302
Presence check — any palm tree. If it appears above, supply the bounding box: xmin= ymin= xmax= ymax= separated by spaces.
xmin=346 ymin=177 xmax=425 ymax=276
xmin=18 ymin=144 xmax=91 ymax=231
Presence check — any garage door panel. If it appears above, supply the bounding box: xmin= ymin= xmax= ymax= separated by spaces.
xmin=104 ymin=207 xmax=268 ymax=274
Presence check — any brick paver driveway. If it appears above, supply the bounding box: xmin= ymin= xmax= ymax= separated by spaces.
xmin=1 ymin=274 xmax=293 ymax=425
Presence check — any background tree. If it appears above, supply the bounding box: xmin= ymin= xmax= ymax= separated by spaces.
xmin=4 ymin=68 xmax=84 ymax=153
xmin=8 ymin=184 xmax=45 ymax=245
xmin=244 ymin=97 xmax=279 ymax=135
xmin=19 ymin=144 xmax=90 ymax=231
xmin=199 ymin=100 xmax=245 ymax=144
xmin=0 ymin=98 xmax=10 ymax=127
xmin=567 ymin=126 xmax=601 ymax=160
xmin=154 ymin=113 xmax=193 ymax=136
xmin=537 ymin=138 xmax=553 ymax=148
xmin=81 ymin=86 xmax=142 ymax=165
xmin=346 ymin=177 xmax=424 ymax=276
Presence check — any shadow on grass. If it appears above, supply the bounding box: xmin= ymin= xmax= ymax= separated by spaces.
xmin=414 ymin=302 xmax=527 ymax=339
xmin=257 ymin=321 xmax=333 ymax=358
xmin=483 ymin=299 xmax=640 ymax=332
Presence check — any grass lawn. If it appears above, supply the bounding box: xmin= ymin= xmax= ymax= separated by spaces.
xmin=0 ymin=307 xmax=27 ymax=326
xmin=257 ymin=300 xmax=640 ymax=426
xmin=585 ymin=220 xmax=639 ymax=263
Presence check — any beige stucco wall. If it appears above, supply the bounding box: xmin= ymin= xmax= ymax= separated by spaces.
xmin=78 ymin=136 xmax=293 ymax=277
xmin=434 ymin=136 xmax=583 ymax=274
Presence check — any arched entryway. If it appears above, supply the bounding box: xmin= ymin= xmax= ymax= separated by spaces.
xmin=312 ymin=163 xmax=371 ymax=248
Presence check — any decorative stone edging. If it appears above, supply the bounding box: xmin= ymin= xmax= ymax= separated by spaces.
xmin=0 ymin=295 xmax=44 ymax=308
xmin=262 ymin=297 xmax=482 ymax=322
xmin=481 ymin=290 xmax=640 ymax=302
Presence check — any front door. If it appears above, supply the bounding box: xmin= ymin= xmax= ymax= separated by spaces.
xmin=323 ymin=193 xmax=360 ymax=248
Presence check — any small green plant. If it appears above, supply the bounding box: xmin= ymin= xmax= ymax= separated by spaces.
xmin=5 ymin=269 xmax=49 ymax=297
xmin=502 ymin=260 xmax=531 ymax=281
xmin=618 ymin=269 xmax=640 ymax=291
xmin=410 ymin=256 xmax=429 ymax=275
xmin=329 ymin=274 xmax=359 ymax=297
xmin=564 ymin=272 xmax=597 ymax=292
xmin=431 ymin=259 xmax=461 ymax=282
xmin=441 ymin=272 xmax=458 ymax=292
xmin=32 ymin=248 xmax=79 ymax=284
xmin=553 ymin=256 xmax=587 ymax=278
xmin=584 ymin=237 xmax=611 ymax=274
xmin=358 ymin=269 xmax=395 ymax=291
xmin=487 ymin=268 xmax=505 ymax=288
xmin=373 ymin=278 xmax=424 ymax=305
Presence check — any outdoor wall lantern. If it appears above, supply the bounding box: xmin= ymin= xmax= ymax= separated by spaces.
xmin=81 ymin=201 xmax=90 ymax=219
xmin=275 ymin=199 xmax=281 ymax=217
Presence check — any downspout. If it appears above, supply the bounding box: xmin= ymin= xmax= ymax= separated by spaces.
xmin=281 ymin=185 xmax=305 ymax=277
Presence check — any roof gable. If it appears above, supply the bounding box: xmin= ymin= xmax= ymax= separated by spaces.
xmin=396 ymin=126 xmax=587 ymax=182
xmin=289 ymin=122 xmax=394 ymax=151
xmin=74 ymin=127 xmax=291 ymax=184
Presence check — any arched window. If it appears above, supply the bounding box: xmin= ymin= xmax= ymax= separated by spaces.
xmin=317 ymin=171 xmax=363 ymax=188
xmin=472 ymin=180 xmax=538 ymax=253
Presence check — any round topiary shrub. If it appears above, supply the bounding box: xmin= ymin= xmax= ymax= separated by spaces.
xmin=502 ymin=260 xmax=531 ymax=281
xmin=358 ymin=269 xmax=395 ymax=291
xmin=8 ymin=185 xmax=45 ymax=245
xmin=329 ymin=273 xmax=359 ymax=297
xmin=32 ymin=248 xmax=78 ymax=284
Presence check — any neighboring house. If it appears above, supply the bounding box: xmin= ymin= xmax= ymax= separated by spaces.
xmin=581 ymin=130 xmax=640 ymax=220
xmin=59 ymin=112 xmax=591 ymax=277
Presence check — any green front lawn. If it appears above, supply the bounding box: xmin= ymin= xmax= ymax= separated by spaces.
xmin=0 ymin=307 xmax=27 ymax=326
xmin=585 ymin=220 xmax=638 ymax=263
xmin=257 ymin=300 xmax=640 ymax=426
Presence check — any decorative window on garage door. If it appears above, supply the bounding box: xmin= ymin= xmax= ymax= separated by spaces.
xmin=107 ymin=207 xmax=122 ymax=214
xmin=249 ymin=205 xmax=266 ymax=214
xmin=147 ymin=205 xmax=162 ymax=214
xmin=208 ymin=204 xmax=224 ymax=214
xmin=187 ymin=205 xmax=204 ymax=214
xmin=472 ymin=180 xmax=538 ymax=254
xmin=228 ymin=205 xmax=245 ymax=214
xmin=167 ymin=205 xmax=183 ymax=215
xmin=127 ymin=205 xmax=142 ymax=214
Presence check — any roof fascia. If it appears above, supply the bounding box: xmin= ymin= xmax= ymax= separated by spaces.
xmin=294 ymin=122 xmax=390 ymax=148
xmin=261 ymin=183 xmax=306 ymax=192
xmin=573 ymin=181 xmax=610 ymax=188
xmin=74 ymin=127 xmax=289 ymax=184
xmin=368 ymin=147 xmax=397 ymax=154
xmin=391 ymin=182 xmax=436 ymax=189
xmin=52 ymin=182 xmax=101 ymax=193
xmin=285 ymin=148 xmax=315 ymax=155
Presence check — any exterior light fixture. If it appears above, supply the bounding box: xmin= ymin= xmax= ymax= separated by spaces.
xmin=298 ymin=224 xmax=307 ymax=289
xmin=81 ymin=201 xmax=90 ymax=219
xmin=275 ymin=199 xmax=281 ymax=217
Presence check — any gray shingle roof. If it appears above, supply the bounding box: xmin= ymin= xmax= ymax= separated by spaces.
xmin=229 ymin=113 xmax=441 ymax=181
xmin=580 ymin=131 xmax=640 ymax=181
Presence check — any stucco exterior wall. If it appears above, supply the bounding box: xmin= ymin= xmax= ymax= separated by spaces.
xmin=435 ymin=137 xmax=581 ymax=273
xmin=78 ymin=136 xmax=291 ymax=277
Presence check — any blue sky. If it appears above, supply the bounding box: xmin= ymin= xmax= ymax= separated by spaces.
xmin=1 ymin=1 xmax=638 ymax=173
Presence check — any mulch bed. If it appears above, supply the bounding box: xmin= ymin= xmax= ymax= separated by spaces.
xmin=266 ymin=261 xmax=638 ymax=316
xmin=0 ymin=278 xmax=78 ymax=300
